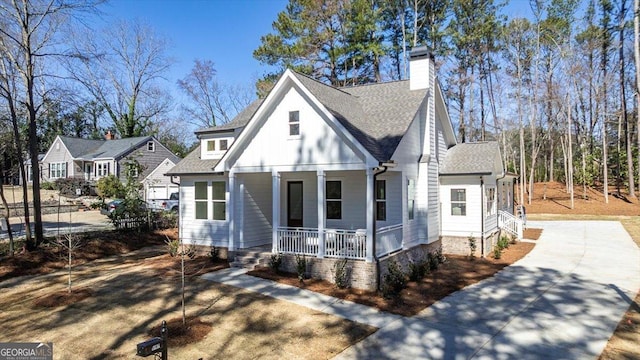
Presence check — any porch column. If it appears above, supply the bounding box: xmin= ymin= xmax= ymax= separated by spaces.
xmin=238 ymin=178 xmax=245 ymax=247
xmin=228 ymin=171 xmax=235 ymax=252
xmin=317 ymin=169 xmax=326 ymax=258
xmin=272 ymin=170 xmax=281 ymax=253
xmin=366 ymin=168 xmax=374 ymax=262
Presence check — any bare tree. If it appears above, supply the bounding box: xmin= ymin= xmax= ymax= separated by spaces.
xmin=177 ymin=59 xmax=252 ymax=128
xmin=68 ymin=20 xmax=173 ymax=138
xmin=54 ymin=232 xmax=83 ymax=293
xmin=0 ymin=0 xmax=99 ymax=249
xmin=635 ymin=0 xmax=640 ymax=194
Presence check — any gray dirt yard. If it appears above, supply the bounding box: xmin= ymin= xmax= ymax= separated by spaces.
xmin=0 ymin=247 xmax=374 ymax=359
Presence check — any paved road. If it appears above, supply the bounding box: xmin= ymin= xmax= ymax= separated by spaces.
xmin=335 ymin=221 xmax=640 ymax=359
xmin=0 ymin=210 xmax=112 ymax=240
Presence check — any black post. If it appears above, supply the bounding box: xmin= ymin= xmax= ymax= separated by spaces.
xmin=161 ymin=320 xmax=168 ymax=360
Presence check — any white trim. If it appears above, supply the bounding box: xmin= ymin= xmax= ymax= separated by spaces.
xmin=317 ymin=170 xmax=325 ymax=258
xmin=142 ymin=158 xmax=177 ymax=183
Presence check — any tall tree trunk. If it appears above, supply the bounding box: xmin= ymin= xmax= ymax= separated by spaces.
xmin=568 ymin=96 xmax=574 ymax=209
xmin=0 ymin=166 xmax=15 ymax=256
xmin=620 ymin=0 xmax=635 ymax=197
xmin=635 ymin=0 xmax=640 ymax=194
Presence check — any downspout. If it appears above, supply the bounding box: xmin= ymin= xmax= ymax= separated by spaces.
xmin=373 ymin=162 xmax=391 ymax=291
xmin=480 ymin=176 xmax=485 ymax=258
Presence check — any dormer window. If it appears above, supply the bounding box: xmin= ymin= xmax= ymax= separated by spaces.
xmin=207 ymin=140 xmax=215 ymax=152
xmin=289 ymin=111 xmax=299 ymax=136
xmin=147 ymin=141 xmax=155 ymax=152
xmin=220 ymin=139 xmax=228 ymax=151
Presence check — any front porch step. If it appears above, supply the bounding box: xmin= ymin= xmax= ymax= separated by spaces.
xmin=231 ymin=249 xmax=272 ymax=270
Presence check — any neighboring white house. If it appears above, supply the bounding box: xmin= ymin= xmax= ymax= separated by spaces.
xmin=167 ymin=46 xmax=520 ymax=290
xmin=31 ymin=133 xmax=181 ymax=191
xmin=142 ymin=158 xmax=179 ymax=201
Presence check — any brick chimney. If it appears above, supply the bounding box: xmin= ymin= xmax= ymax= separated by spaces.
xmin=105 ymin=130 xmax=114 ymax=140
xmin=409 ymin=46 xmax=433 ymax=91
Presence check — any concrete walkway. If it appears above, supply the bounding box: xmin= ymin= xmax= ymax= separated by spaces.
xmin=203 ymin=221 xmax=640 ymax=359
xmin=338 ymin=221 xmax=640 ymax=359
xmin=202 ymin=268 xmax=401 ymax=328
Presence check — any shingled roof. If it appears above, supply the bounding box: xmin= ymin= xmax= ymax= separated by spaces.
xmin=165 ymin=145 xmax=219 ymax=176
xmin=192 ymin=71 xmax=427 ymax=161
xmin=440 ymin=142 xmax=502 ymax=175
xmin=58 ymin=135 xmax=153 ymax=160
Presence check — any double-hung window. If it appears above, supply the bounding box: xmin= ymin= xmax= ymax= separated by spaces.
xmin=96 ymin=162 xmax=110 ymax=177
xmin=451 ymin=189 xmax=466 ymax=216
xmin=194 ymin=182 xmax=208 ymax=220
xmin=212 ymin=181 xmax=226 ymax=220
xmin=289 ymin=111 xmax=300 ymax=136
xmin=376 ymin=180 xmax=386 ymax=221
xmin=326 ymin=180 xmax=342 ymax=220
xmin=49 ymin=162 xmax=66 ymax=179
xmin=486 ymin=187 xmax=496 ymax=216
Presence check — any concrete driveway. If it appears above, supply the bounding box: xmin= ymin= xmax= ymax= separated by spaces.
xmin=336 ymin=221 xmax=640 ymax=359
xmin=1 ymin=210 xmax=112 ymax=240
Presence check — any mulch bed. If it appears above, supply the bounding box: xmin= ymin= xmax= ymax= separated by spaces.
xmin=523 ymin=228 xmax=543 ymax=240
xmin=0 ymin=228 xmax=176 ymax=282
xmin=148 ymin=317 xmax=213 ymax=347
xmin=144 ymin=255 xmax=229 ymax=278
xmin=33 ymin=287 xmax=94 ymax=308
xmin=249 ymin=240 xmax=535 ymax=317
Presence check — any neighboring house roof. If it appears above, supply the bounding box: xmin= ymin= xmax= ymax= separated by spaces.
xmin=80 ymin=136 xmax=152 ymax=159
xmin=58 ymin=136 xmax=104 ymax=158
xmin=166 ymin=145 xmax=220 ymax=176
xmin=440 ymin=142 xmax=502 ymax=175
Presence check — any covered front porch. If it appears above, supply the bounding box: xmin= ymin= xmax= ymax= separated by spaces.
xmin=229 ymin=168 xmax=404 ymax=262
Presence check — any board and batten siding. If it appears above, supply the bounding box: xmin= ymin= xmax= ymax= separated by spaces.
xmin=233 ymin=87 xmax=365 ymax=170
xmin=179 ymin=176 xmax=229 ymax=247
xmin=325 ymin=170 xmax=367 ymax=230
xmin=440 ymin=176 xmax=483 ymax=237
xmin=239 ymin=173 xmax=273 ymax=248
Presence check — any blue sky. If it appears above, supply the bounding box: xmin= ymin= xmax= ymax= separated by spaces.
xmin=99 ymin=0 xmax=535 ymax=96
xmin=100 ymin=0 xmax=288 ymax=93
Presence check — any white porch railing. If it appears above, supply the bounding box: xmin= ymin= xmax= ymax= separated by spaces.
xmin=324 ymin=229 xmax=367 ymax=260
xmin=498 ymin=210 xmax=523 ymax=239
xmin=276 ymin=227 xmax=319 ymax=256
xmin=276 ymin=224 xmax=404 ymax=260
xmin=376 ymin=224 xmax=403 ymax=257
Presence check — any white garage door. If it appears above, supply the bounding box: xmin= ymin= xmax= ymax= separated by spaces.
xmin=147 ymin=185 xmax=178 ymax=200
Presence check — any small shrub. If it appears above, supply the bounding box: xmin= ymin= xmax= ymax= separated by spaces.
xmin=295 ymin=254 xmax=307 ymax=282
xmin=334 ymin=259 xmax=349 ymax=289
xmin=185 ymin=244 xmax=198 ymax=259
xmin=41 ymin=181 xmax=55 ymax=190
xmin=269 ymin=254 xmax=282 ymax=273
xmin=408 ymin=260 xmax=427 ymax=281
xmin=96 ymin=175 xmax=125 ymax=199
xmin=54 ymin=178 xmax=92 ymax=196
xmin=165 ymin=238 xmax=179 ymax=257
xmin=90 ymin=201 xmax=104 ymax=210
xmin=436 ymin=248 xmax=447 ymax=264
xmin=155 ymin=211 xmax=178 ymax=229
xmin=209 ymin=246 xmax=220 ymax=262
xmin=493 ymin=246 xmax=502 ymax=259
xmin=468 ymin=235 xmax=477 ymax=259
xmin=427 ymin=252 xmax=439 ymax=271
xmin=497 ymin=236 xmax=510 ymax=250
xmin=381 ymin=260 xmax=407 ymax=298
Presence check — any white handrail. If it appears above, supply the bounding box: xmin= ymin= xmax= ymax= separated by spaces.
xmin=498 ymin=210 xmax=523 ymax=239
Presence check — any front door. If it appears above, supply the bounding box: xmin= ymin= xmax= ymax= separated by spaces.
xmin=84 ymin=163 xmax=92 ymax=181
xmin=287 ymin=181 xmax=303 ymax=227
